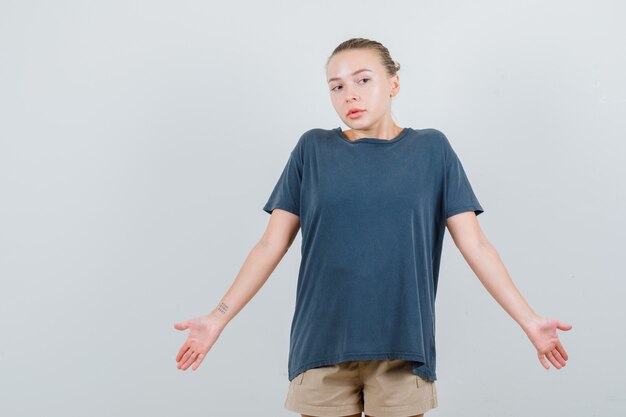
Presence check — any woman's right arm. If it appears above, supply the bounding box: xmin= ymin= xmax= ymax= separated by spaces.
xmin=208 ymin=208 xmax=300 ymax=328
xmin=174 ymin=208 xmax=300 ymax=371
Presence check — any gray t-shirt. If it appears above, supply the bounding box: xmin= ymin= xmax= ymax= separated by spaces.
xmin=263 ymin=126 xmax=484 ymax=382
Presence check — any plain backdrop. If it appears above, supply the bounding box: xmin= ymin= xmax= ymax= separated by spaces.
xmin=1 ymin=1 xmax=624 ymax=416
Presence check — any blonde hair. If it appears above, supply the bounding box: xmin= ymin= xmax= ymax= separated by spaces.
xmin=326 ymin=37 xmax=400 ymax=77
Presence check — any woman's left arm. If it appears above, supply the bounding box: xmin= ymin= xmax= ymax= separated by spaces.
xmin=446 ymin=211 xmax=573 ymax=371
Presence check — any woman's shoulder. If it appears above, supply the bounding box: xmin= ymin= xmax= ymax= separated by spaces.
xmin=410 ymin=127 xmax=452 ymax=148
xmin=292 ymin=127 xmax=339 ymax=150
xmin=411 ymin=127 xmax=445 ymax=138
xmin=300 ymin=127 xmax=338 ymax=139
xmin=289 ymin=128 xmax=333 ymax=160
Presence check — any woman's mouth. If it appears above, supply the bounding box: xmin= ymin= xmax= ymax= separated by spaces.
xmin=347 ymin=109 xmax=366 ymax=119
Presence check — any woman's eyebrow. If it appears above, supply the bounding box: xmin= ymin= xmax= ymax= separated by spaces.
xmin=327 ymin=68 xmax=373 ymax=83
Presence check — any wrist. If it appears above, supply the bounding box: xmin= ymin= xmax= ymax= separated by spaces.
xmin=206 ymin=308 xmax=229 ymax=330
xmin=520 ymin=312 xmax=542 ymax=332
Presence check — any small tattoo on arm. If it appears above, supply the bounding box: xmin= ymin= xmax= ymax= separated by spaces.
xmin=217 ymin=302 xmax=229 ymax=315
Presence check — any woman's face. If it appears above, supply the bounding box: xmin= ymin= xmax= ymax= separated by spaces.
xmin=326 ymin=49 xmax=398 ymax=129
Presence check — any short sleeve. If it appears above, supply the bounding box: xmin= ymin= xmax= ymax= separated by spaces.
xmin=262 ymin=151 xmax=302 ymax=217
xmin=441 ymin=132 xmax=484 ymax=219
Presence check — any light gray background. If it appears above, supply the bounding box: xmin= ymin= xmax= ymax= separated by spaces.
xmin=1 ymin=1 xmax=624 ymax=416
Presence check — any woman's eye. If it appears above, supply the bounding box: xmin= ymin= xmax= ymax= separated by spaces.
xmin=330 ymin=79 xmax=367 ymax=92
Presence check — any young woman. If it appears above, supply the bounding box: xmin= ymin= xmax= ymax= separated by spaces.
xmin=174 ymin=38 xmax=572 ymax=417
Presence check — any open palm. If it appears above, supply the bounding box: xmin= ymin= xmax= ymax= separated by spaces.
xmin=524 ymin=315 xmax=572 ymax=370
xmin=174 ymin=315 xmax=224 ymax=371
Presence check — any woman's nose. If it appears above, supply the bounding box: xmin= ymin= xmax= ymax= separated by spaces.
xmin=339 ymin=83 xmax=357 ymax=101
xmin=344 ymin=88 xmax=358 ymax=102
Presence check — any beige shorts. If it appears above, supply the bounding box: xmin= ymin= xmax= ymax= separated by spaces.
xmin=285 ymin=359 xmax=438 ymax=417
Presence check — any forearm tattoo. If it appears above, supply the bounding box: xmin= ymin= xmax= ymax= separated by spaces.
xmin=217 ymin=302 xmax=229 ymax=315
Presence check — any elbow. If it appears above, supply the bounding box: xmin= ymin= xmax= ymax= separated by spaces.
xmin=258 ymin=237 xmax=290 ymax=257
xmin=456 ymin=232 xmax=489 ymax=253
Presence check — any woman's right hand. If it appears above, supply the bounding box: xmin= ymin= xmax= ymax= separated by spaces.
xmin=174 ymin=314 xmax=225 ymax=371
xmin=523 ymin=315 xmax=572 ymax=370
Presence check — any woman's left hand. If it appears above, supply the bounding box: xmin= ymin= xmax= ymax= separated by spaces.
xmin=523 ymin=315 xmax=572 ymax=370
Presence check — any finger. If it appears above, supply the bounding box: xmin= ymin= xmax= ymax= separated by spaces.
xmin=538 ymin=354 xmax=550 ymax=370
xmin=178 ymin=350 xmax=192 ymax=368
xmin=546 ymin=351 xmax=562 ymax=369
xmin=174 ymin=321 xmax=189 ymax=330
xmin=176 ymin=344 xmax=190 ymax=363
xmin=181 ymin=351 xmax=199 ymax=371
xmin=557 ymin=321 xmax=572 ymax=331
xmin=552 ymin=349 xmax=566 ymax=366
xmin=192 ymin=352 xmax=206 ymax=371
xmin=556 ymin=342 xmax=568 ymax=361
xmin=185 ymin=352 xmax=200 ymax=369
xmin=178 ymin=351 xmax=192 ymax=370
